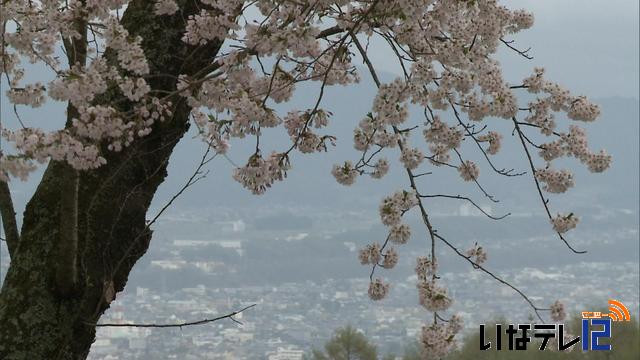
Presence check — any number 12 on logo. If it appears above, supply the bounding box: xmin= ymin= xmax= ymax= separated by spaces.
xmin=582 ymin=318 xmax=612 ymax=351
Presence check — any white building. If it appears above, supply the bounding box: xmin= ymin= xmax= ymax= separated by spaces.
xmin=267 ymin=346 xmax=305 ymax=360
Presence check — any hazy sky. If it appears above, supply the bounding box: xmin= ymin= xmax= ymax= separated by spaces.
xmin=1 ymin=0 xmax=637 ymax=207
xmin=371 ymin=0 xmax=640 ymax=99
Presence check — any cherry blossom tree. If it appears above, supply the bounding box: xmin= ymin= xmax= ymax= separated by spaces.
xmin=0 ymin=0 xmax=612 ymax=358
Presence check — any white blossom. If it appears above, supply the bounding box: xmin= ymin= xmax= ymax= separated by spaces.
xmin=523 ymin=67 xmax=545 ymax=93
xmin=536 ymin=167 xmax=574 ymax=194
xmin=389 ymin=223 xmax=411 ymax=244
xmin=415 ymin=256 xmax=437 ymax=282
xmin=370 ymin=158 xmax=389 ymax=179
xmin=358 ymin=243 xmax=381 ymax=265
xmin=233 ymin=152 xmax=290 ymax=195
xmin=331 ymin=161 xmax=358 ymax=186
xmin=568 ymin=96 xmax=600 ymax=121
xmin=458 ymin=160 xmax=479 ymax=181
xmin=400 ymin=146 xmax=424 ymax=170
xmin=551 ymin=213 xmax=579 ymax=234
xmin=368 ymin=278 xmax=390 ymax=301
xmin=420 ymin=321 xmax=460 ymax=359
xmin=381 ymin=247 xmax=399 ymax=269
xmin=418 ymin=280 xmax=453 ymax=312
xmin=477 ymin=131 xmax=502 ymax=155
xmin=550 ymin=300 xmax=566 ymax=322
xmin=465 ymin=243 xmax=487 ymax=265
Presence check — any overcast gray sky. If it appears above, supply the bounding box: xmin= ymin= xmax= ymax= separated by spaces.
xmin=371 ymin=0 xmax=639 ymax=99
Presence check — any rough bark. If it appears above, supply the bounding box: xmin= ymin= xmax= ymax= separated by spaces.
xmin=0 ymin=1 xmax=222 ymax=358
xmin=0 ymin=181 xmax=20 ymax=256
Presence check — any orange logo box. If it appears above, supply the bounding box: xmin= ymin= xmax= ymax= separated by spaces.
xmin=582 ymin=299 xmax=631 ymax=322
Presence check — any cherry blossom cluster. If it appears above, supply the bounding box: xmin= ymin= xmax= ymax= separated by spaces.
xmin=414 ymin=256 xmax=463 ymax=358
xmin=6 ymin=83 xmax=46 ymax=108
xmin=545 ymin=300 xmax=577 ymax=352
xmin=358 ymin=190 xmax=419 ymax=304
xmin=457 ymin=160 xmax=479 ymax=182
xmin=378 ymin=190 xmax=419 ymax=227
xmin=389 ymin=223 xmax=411 ymax=245
xmin=353 ymin=114 xmax=399 ymax=154
xmin=336 ymin=80 xmax=412 ymax=178
xmin=538 ymin=125 xmax=612 ymax=174
xmin=370 ymin=158 xmax=390 ymax=179
xmin=414 ymin=256 xmax=453 ymax=312
xmin=550 ymin=213 xmax=579 ymax=234
xmin=368 ymin=278 xmax=390 ymax=301
xmin=549 ymin=300 xmax=566 ymax=322
xmin=417 ymin=279 xmax=453 ymax=312
xmin=104 ymin=18 xmax=150 ymax=76
xmin=423 ymin=117 xmax=464 ymax=165
xmin=420 ymin=316 xmax=463 ymax=360
xmin=358 ymin=243 xmax=381 ymax=265
xmin=331 ymin=161 xmax=358 ymax=186
xmin=535 ymin=167 xmax=574 ymax=194
xmin=465 ymin=243 xmax=488 ymax=265
xmin=182 ymin=6 xmax=241 ymax=46
xmin=2 ymin=127 xmax=106 ymax=171
xmin=192 ymin=110 xmax=230 ymax=154
xmin=400 ymin=147 xmax=424 ymax=170
xmin=1 ymin=2 xmax=181 ymax=179
xmin=232 ymin=152 xmax=290 ymax=195
xmin=522 ymin=71 xmax=611 ymax=171
xmin=48 ymin=59 xmax=115 ymax=108
xmin=476 ymin=131 xmax=502 ymax=155
xmin=1 ymin=1 xmax=615 ymax=357
xmin=284 ymin=110 xmax=332 ymax=154
xmin=0 ymin=155 xmax=37 ymax=182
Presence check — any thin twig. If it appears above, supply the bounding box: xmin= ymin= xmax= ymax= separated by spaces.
xmin=448 ymin=99 xmax=525 ymax=177
xmin=500 ymin=38 xmax=533 ymax=60
xmin=111 ymin=145 xmax=217 ymax=277
xmin=433 ymin=232 xmax=547 ymax=321
xmin=512 ymin=118 xmax=586 ymax=254
xmin=420 ymin=194 xmax=510 ymax=220
xmin=94 ymin=304 xmax=256 ymax=328
xmin=350 ymin=33 xmax=441 ymax=325
xmin=452 ymin=148 xmax=499 ymax=203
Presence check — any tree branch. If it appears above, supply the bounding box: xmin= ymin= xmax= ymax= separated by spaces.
xmin=111 ymin=144 xmax=216 ymax=279
xmin=93 ymin=304 xmax=256 ymax=328
xmin=500 ymin=38 xmax=533 ymax=60
xmin=419 ymin=193 xmax=510 ymax=220
xmin=317 ymin=25 xmax=344 ymax=39
xmin=447 ymin=98 xmax=525 ymax=177
xmin=0 ymin=180 xmax=20 ymax=257
xmin=512 ymin=118 xmax=586 ymax=254
xmin=349 ymin=27 xmax=554 ymax=324
xmin=432 ymin=232 xmax=548 ymax=321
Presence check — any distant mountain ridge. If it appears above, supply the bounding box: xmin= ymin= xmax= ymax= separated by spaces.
xmin=4 ymin=71 xmax=639 ymax=219
xmin=152 ymin=87 xmax=639 ymax=213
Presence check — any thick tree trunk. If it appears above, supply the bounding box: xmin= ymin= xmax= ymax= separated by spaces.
xmin=0 ymin=1 xmax=222 ymax=358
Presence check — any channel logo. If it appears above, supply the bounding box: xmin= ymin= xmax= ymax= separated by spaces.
xmin=581 ymin=299 xmax=631 ymax=321
xmin=607 ymin=299 xmax=631 ymax=321
xmin=480 ymin=299 xmax=631 ymax=352
xmin=581 ymin=299 xmax=631 ymax=351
